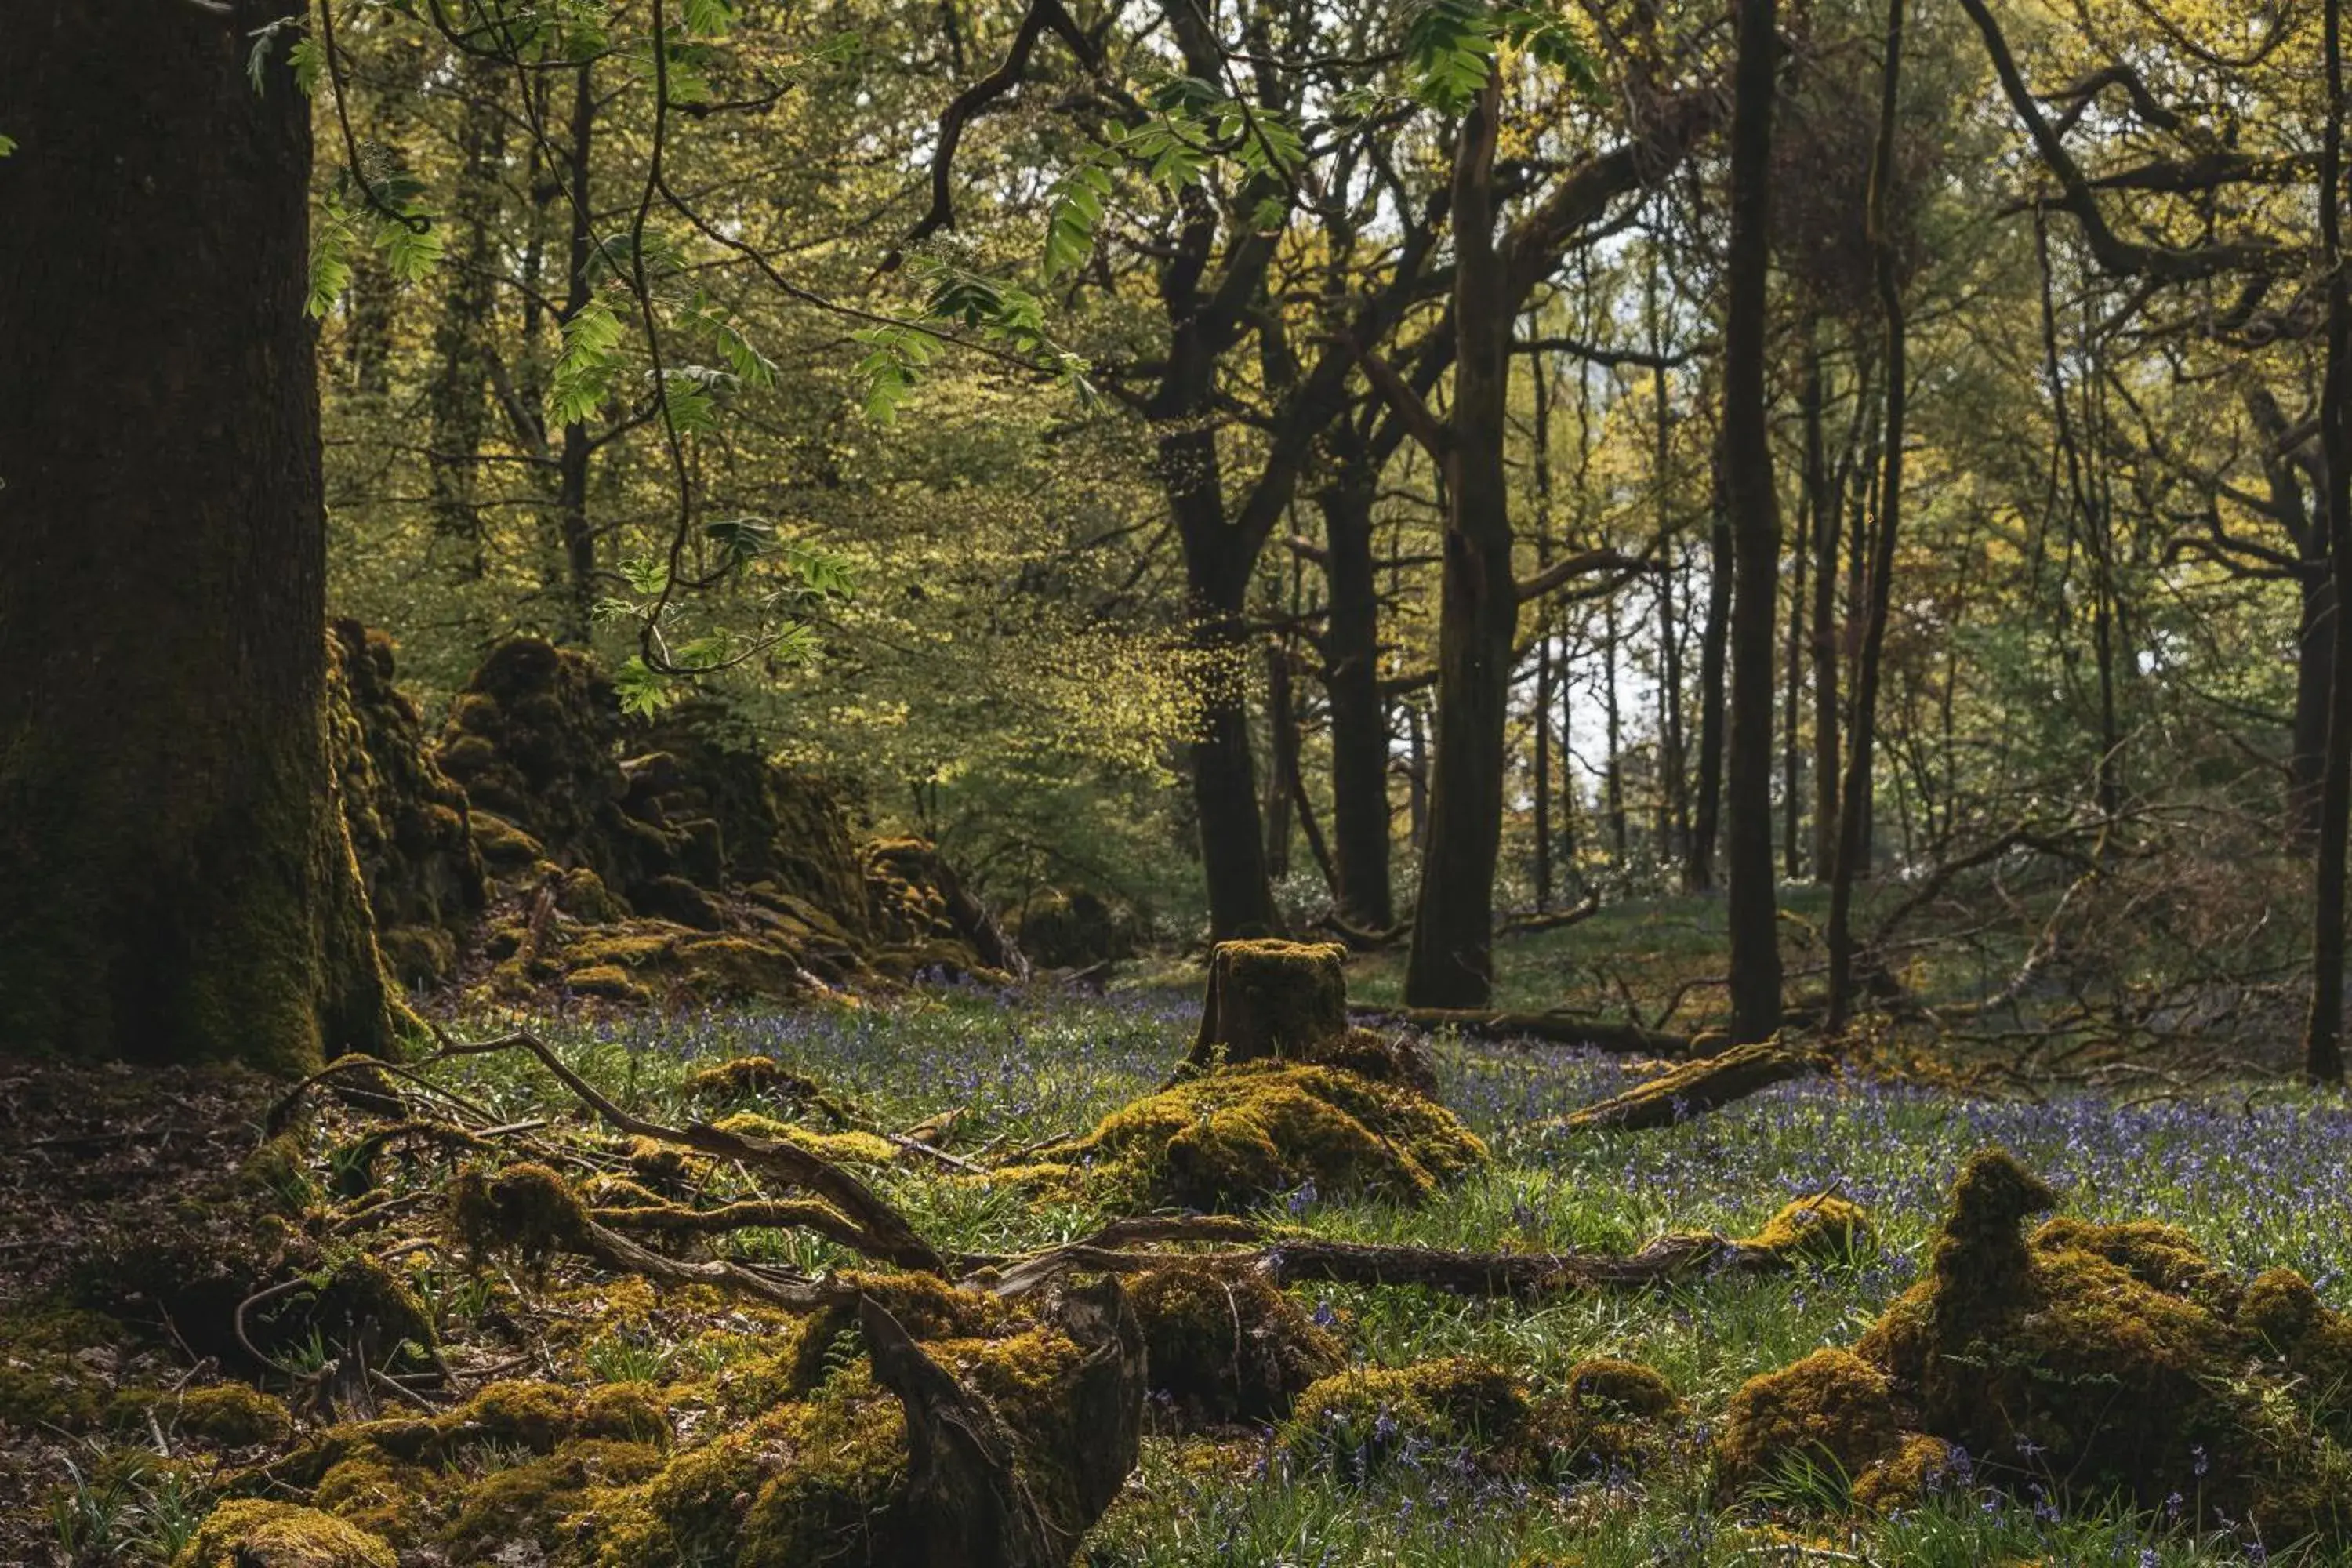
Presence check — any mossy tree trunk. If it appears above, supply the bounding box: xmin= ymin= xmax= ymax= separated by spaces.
xmin=1189 ymin=939 xmax=1349 ymax=1071
xmin=0 ymin=0 xmax=397 ymax=1073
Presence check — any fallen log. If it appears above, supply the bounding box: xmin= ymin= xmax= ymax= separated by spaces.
xmin=1352 ymin=1007 xmax=1692 ymax=1057
xmin=1497 ymin=893 xmax=1602 ymax=937
xmin=1556 ymin=1040 xmax=1814 ymax=1132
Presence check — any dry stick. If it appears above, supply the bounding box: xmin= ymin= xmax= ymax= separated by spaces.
xmin=426 ymin=1025 xmax=946 ymax=1273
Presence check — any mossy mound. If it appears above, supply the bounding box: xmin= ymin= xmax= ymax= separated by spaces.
xmin=1722 ymin=1148 xmax=2352 ymax=1539
xmin=448 ymin=1160 xmax=597 ymax=1270
xmin=0 ymin=1306 xmax=133 ymax=1430
xmin=1000 ymin=1062 xmax=1487 ymax=1210
xmin=172 ymin=1381 xmax=295 ymax=1446
xmin=1277 ymin=1354 xmax=1684 ymax=1481
xmin=1127 ymin=1261 xmax=1345 ymax=1425
xmin=1280 ymin=1356 xmax=1532 ymax=1474
xmin=326 ymin=621 xmax=485 ymax=986
xmin=175 ymin=1500 xmax=396 ymax=1568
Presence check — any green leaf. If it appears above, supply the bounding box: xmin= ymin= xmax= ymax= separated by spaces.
xmin=1403 ymin=0 xmax=1497 ymax=113
xmin=706 ymin=516 xmax=775 ymax=562
xmin=619 ymin=556 xmax=671 ymax=596
xmin=851 ymin=324 xmax=935 ymax=424
xmin=612 ymin=657 xmax=681 ymax=717
xmin=0 ymin=135 xmax=16 ymax=158
xmin=288 ymin=37 xmax=327 ymax=96
xmin=553 ymin=298 xmax=626 ymax=426
xmin=307 ymin=212 xmax=355 ymax=318
xmin=1044 ymin=158 xmax=1113 ymax=281
xmin=681 ymin=0 xmax=733 ymax=35
xmin=373 ymin=215 xmax=444 ymax=282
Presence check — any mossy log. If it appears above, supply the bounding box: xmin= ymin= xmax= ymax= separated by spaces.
xmin=1557 ymin=1040 xmax=1813 ymax=1131
xmin=1352 ymin=1007 xmax=1692 ymax=1056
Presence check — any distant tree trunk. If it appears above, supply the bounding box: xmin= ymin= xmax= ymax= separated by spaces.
xmin=426 ymin=64 xmax=509 ymax=577
xmin=1404 ymin=699 xmax=1431 ymax=849
xmin=2305 ymin=0 xmax=2352 ymax=1087
xmin=554 ymin=64 xmax=600 ymax=646
xmin=1263 ymin=638 xmax=1297 ymax=883
xmin=2249 ymin=388 xmax=2332 ymax=841
xmin=1648 ymin=261 xmax=1689 ymax=871
xmin=1785 ymin=331 xmax=1824 ymax=880
xmin=1809 ymin=350 xmax=1847 ymax=883
xmin=1317 ymin=435 xmax=1396 ymax=928
xmin=1407 ymin=74 xmax=1516 ymax=1007
xmin=1826 ymin=0 xmax=1908 ymax=1036
xmin=1721 ymin=0 xmax=1787 ymax=1043
xmin=1531 ymin=339 xmax=1557 ymax=912
xmin=1688 ymin=477 xmax=1733 ymax=891
xmin=1604 ymin=598 xmax=1630 ymax=875
xmin=1846 ymin=376 xmax=1882 ymax=877
xmin=1171 ymin=438 xmax=1283 ymax=940
xmin=0 ymin=0 xmax=398 ymax=1072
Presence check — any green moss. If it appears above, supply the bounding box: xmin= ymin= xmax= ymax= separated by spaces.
xmin=1850 ymin=1433 xmax=1962 ymax=1513
xmin=683 ymin=1054 xmax=828 ymax=1106
xmin=312 ymin=1452 xmax=445 ymax=1548
xmin=1007 ymin=1062 xmax=1486 ymax=1210
xmin=1127 ymin=1261 xmax=1344 ymax=1425
xmin=0 ymin=1306 xmax=124 ymax=1429
xmin=555 ymin=866 xmax=630 ymax=922
xmin=173 ymin=1381 xmax=294 ymax=1445
xmin=567 ymin=963 xmax=653 ymax=1003
xmin=174 ymin=1500 xmax=397 ymax=1568
xmin=311 ymin=1254 xmax=436 ymax=1358
xmin=442 ymin=1438 xmax=665 ymax=1558
xmin=241 ymin=1132 xmax=318 ymax=1213
xmin=1745 ymin=1193 xmax=1872 ymax=1262
xmin=1534 ymin=1357 xmax=1686 ymax=1478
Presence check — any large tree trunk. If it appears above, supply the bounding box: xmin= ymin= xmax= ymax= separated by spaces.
xmin=1720 ymin=0 xmax=1787 ymax=1043
xmin=0 ymin=0 xmax=397 ymax=1072
xmin=1316 ymin=456 xmax=1396 ymax=928
xmin=2306 ymin=0 xmax=2352 ymax=1086
xmin=1406 ymin=76 xmax=1515 ymax=1008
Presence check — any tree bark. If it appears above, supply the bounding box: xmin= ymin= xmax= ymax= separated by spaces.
xmin=1721 ymin=0 xmax=1788 ymax=1042
xmin=1262 ymin=638 xmax=1297 ymax=883
xmin=2306 ymin=0 xmax=2352 ymax=1086
xmin=1406 ymin=76 xmax=1516 ymax=1008
xmin=554 ymin=64 xmax=600 ymax=647
xmin=1688 ymin=481 xmax=1733 ymax=891
xmin=0 ymin=0 xmax=398 ymax=1072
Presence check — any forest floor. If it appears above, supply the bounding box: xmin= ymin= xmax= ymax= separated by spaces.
xmin=5 ymin=925 xmax=2350 ymax=1565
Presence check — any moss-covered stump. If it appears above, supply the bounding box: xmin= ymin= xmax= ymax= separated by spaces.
xmin=175 ymin=1501 xmax=396 ymax=1568
xmin=997 ymin=1062 xmax=1487 ymax=1210
xmin=1721 ymin=1148 xmax=2352 ymax=1538
xmin=1182 ymin=939 xmax=1436 ymax=1094
xmin=1127 ymin=1261 xmax=1345 ymax=1425
xmin=326 ymin=621 xmax=485 ymax=987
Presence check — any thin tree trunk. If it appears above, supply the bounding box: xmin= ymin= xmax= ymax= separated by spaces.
xmin=1604 ymin=598 xmax=1630 ymax=874
xmin=1263 ymin=637 xmax=1297 ymax=883
xmin=1722 ymin=0 xmax=1788 ymax=1043
xmin=1406 ymin=74 xmax=1516 ymax=1007
xmin=1810 ymin=350 xmax=1851 ymax=882
xmin=1688 ymin=477 xmax=1733 ymax=891
xmin=1786 ymin=329 xmax=1824 ymax=880
xmin=1647 ymin=254 xmax=1688 ymax=870
xmin=0 ymin=0 xmax=397 ymax=1070
xmin=1826 ymin=0 xmax=1909 ymax=1036
xmin=2304 ymin=0 xmax=2352 ymax=1086
xmin=1532 ymin=337 xmax=1557 ymax=913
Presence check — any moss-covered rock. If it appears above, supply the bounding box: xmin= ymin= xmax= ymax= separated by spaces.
xmin=864 ymin=836 xmax=1025 ymax=982
xmin=175 ymin=1500 xmax=396 ymax=1568
xmin=1128 ymin=1261 xmax=1345 ymax=1425
xmin=173 ymin=1381 xmax=294 ymax=1446
xmin=1537 ymin=1357 xmax=1687 ymax=1478
xmin=326 ymin=621 xmax=485 ymax=988
xmin=1007 ymin=887 xmax=1138 ymax=970
xmin=1001 ymin=1062 xmax=1486 ymax=1210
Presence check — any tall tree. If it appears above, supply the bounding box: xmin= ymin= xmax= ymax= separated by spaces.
xmin=2306 ymin=0 xmax=2352 ymax=1086
xmin=0 ymin=0 xmax=399 ymax=1071
xmin=1721 ymin=0 xmax=1787 ymax=1041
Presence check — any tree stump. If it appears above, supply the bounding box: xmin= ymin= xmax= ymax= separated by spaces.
xmin=1188 ymin=939 xmax=1351 ymax=1072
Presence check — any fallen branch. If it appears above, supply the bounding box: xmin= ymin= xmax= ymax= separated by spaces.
xmin=1556 ymin=1041 xmax=1814 ymax=1132
xmin=1352 ymin=1007 xmax=1691 ymax=1056
xmin=1497 ymin=893 xmax=1601 ymax=937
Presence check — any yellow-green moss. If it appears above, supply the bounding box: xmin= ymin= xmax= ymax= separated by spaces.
xmin=1127 ymin=1261 xmax=1345 ymax=1425
xmin=1006 ymin=1062 xmax=1486 ymax=1210
xmin=174 ymin=1500 xmax=397 ymax=1568
xmin=173 ymin=1382 xmax=293 ymax=1446
xmin=711 ymin=1110 xmax=897 ymax=1164
xmin=0 ymin=1306 xmax=124 ymax=1429
xmin=1746 ymin=1193 xmax=1872 ymax=1261
xmin=442 ymin=1438 xmax=666 ymax=1558
xmin=1851 ymin=1433 xmax=1962 ymax=1512
xmin=1534 ymin=1357 xmax=1686 ymax=1478
xmin=567 ymin=963 xmax=653 ymax=1003
xmin=1715 ymin=1348 xmax=1903 ymax=1495
xmin=312 ymin=1452 xmax=445 ymax=1548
